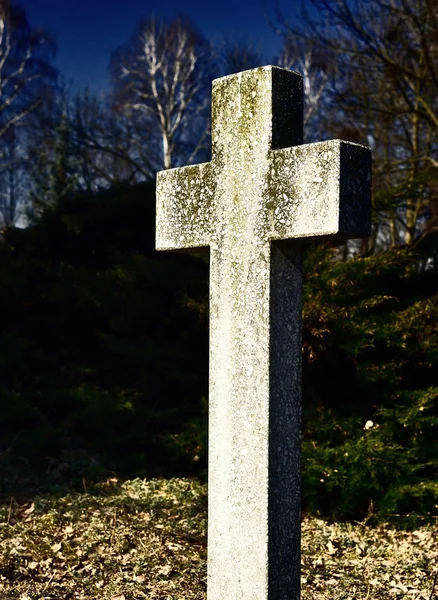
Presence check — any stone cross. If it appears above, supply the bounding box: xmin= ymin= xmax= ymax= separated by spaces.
xmin=156 ymin=66 xmax=371 ymax=600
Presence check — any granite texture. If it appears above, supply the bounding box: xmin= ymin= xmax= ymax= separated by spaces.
xmin=156 ymin=65 xmax=372 ymax=600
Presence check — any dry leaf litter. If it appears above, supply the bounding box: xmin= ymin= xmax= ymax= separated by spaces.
xmin=0 ymin=478 xmax=436 ymax=599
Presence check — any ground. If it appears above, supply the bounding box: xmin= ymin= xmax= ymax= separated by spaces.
xmin=0 ymin=478 xmax=436 ymax=599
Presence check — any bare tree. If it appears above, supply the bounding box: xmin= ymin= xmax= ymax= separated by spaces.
xmin=276 ymin=35 xmax=334 ymax=141
xmin=0 ymin=124 xmax=27 ymax=227
xmin=27 ymin=83 xmax=154 ymax=215
xmin=71 ymin=88 xmax=154 ymax=184
xmin=110 ymin=16 xmax=212 ymax=173
xmin=0 ymin=0 xmax=57 ymax=224
xmin=219 ymin=38 xmax=265 ymax=76
xmin=277 ymin=0 xmax=438 ymax=249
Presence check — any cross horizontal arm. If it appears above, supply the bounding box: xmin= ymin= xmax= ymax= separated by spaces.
xmin=267 ymin=139 xmax=372 ymax=243
xmin=156 ymin=162 xmax=215 ymax=251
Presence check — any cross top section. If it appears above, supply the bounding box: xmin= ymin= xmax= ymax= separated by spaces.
xmin=156 ymin=66 xmax=371 ymax=254
xmin=211 ymin=66 xmax=303 ymax=161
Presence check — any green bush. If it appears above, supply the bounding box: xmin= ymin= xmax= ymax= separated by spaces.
xmin=0 ymin=181 xmax=209 ymax=487
xmin=0 ymin=181 xmax=436 ymax=524
xmin=301 ymin=244 xmax=438 ymax=524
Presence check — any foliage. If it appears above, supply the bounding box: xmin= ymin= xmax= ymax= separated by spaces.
xmin=301 ymin=243 xmax=438 ymax=524
xmin=0 ymin=180 xmax=437 ymax=523
xmin=0 ymin=477 xmax=437 ymax=599
xmin=29 ymin=107 xmax=83 ymax=212
xmin=0 ymin=181 xmax=209 ymax=487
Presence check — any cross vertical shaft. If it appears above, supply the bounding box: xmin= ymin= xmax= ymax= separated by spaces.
xmin=207 ymin=68 xmax=304 ymax=599
xmin=208 ymin=244 xmax=303 ymax=599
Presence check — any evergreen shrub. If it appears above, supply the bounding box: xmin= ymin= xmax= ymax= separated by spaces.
xmin=0 ymin=181 xmax=436 ymax=524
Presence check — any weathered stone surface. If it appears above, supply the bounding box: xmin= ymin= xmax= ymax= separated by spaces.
xmin=156 ymin=65 xmax=371 ymax=600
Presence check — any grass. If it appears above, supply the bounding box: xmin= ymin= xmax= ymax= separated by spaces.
xmin=0 ymin=477 xmax=437 ymax=599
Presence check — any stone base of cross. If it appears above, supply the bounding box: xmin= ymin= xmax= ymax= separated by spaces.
xmin=156 ymin=66 xmax=371 ymax=600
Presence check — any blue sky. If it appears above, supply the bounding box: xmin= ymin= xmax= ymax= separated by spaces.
xmin=18 ymin=0 xmax=297 ymax=92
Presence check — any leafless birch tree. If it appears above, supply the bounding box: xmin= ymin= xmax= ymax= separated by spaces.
xmin=276 ymin=36 xmax=334 ymax=141
xmin=0 ymin=0 xmax=57 ymax=224
xmin=0 ymin=0 xmax=56 ymax=146
xmin=110 ymin=16 xmax=212 ymax=173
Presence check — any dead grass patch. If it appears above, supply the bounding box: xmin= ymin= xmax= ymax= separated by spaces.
xmin=0 ymin=478 xmax=436 ymax=599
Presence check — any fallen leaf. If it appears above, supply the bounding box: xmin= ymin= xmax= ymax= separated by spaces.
xmin=51 ymin=542 xmax=62 ymax=553
xmin=24 ymin=504 xmax=35 ymax=516
xmin=158 ymin=564 xmax=171 ymax=575
xmin=327 ymin=540 xmax=337 ymax=554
